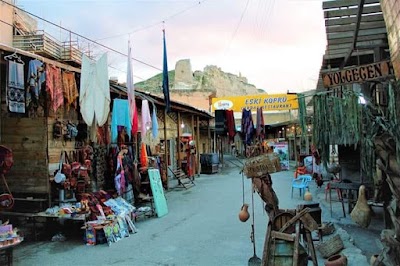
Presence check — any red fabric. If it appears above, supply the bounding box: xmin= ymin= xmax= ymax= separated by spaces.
xmin=46 ymin=65 xmax=63 ymax=112
xmin=225 ymin=110 xmax=236 ymax=142
xmin=132 ymin=104 xmax=139 ymax=136
xmin=140 ymin=142 xmax=148 ymax=168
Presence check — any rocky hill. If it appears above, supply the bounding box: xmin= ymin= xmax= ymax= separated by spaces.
xmin=135 ymin=59 xmax=264 ymax=110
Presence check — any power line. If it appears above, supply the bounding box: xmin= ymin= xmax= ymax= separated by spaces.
xmin=96 ymin=0 xmax=208 ymax=41
xmin=0 ymin=17 xmax=146 ymax=81
xmin=222 ymin=0 xmax=250 ymax=57
xmin=0 ymin=0 xmax=162 ymax=71
xmin=0 ymin=18 xmax=13 ymax=27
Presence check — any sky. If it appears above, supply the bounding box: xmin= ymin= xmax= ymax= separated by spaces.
xmin=15 ymin=0 xmax=327 ymax=94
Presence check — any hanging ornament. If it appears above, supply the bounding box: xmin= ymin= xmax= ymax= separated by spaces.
xmin=238 ymin=203 xmax=250 ymax=222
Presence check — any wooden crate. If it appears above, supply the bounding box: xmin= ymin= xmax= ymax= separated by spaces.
xmin=200 ymin=164 xmax=218 ymax=174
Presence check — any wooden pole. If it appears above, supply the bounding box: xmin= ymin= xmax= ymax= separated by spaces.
xmin=196 ymin=116 xmax=200 ymax=177
xmin=208 ymin=120 xmax=211 ymax=153
xmin=164 ymin=109 xmax=169 ymax=189
xmin=177 ymin=112 xmax=181 ymax=169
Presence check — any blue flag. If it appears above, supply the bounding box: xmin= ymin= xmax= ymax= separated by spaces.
xmin=162 ymin=29 xmax=171 ymax=113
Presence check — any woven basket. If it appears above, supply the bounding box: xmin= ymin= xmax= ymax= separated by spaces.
xmin=243 ymin=153 xmax=276 ymax=178
xmin=320 ymin=222 xmax=336 ymax=236
xmin=317 ymin=235 xmax=344 ymax=258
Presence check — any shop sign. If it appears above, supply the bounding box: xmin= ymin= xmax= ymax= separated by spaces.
xmin=322 ymin=60 xmax=391 ymax=88
xmin=274 ymin=142 xmax=289 ymax=170
xmin=211 ymin=94 xmax=299 ymax=112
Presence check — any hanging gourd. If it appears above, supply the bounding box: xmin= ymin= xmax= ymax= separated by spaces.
xmin=350 ymin=185 xmax=372 ymax=228
xmin=304 ymin=191 xmax=313 ymax=201
xmin=238 ymin=203 xmax=250 ymax=222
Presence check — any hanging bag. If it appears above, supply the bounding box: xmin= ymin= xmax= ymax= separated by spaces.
xmin=54 ymin=151 xmax=66 ymax=184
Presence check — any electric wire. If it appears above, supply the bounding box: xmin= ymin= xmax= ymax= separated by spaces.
xmin=222 ymin=0 xmax=250 ymax=58
xmin=0 ymin=18 xmax=145 ymax=80
xmin=96 ymin=0 xmax=208 ymax=41
xmin=0 ymin=0 xmax=162 ymax=71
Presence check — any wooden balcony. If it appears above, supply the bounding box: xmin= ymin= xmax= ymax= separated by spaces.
xmin=13 ymin=31 xmax=61 ymax=60
xmin=13 ymin=31 xmax=83 ymax=66
xmin=61 ymin=42 xmax=82 ymax=66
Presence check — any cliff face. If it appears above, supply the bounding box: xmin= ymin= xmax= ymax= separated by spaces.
xmin=135 ymin=59 xmax=263 ymax=110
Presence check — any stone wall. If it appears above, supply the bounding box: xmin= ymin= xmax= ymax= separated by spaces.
xmin=0 ymin=0 xmax=14 ymax=46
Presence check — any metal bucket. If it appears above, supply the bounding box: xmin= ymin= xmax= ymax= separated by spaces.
xmin=268 ymin=240 xmax=308 ymax=266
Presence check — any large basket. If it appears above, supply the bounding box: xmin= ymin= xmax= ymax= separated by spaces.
xmin=317 ymin=235 xmax=344 ymax=258
xmin=243 ymin=153 xmax=277 ymax=178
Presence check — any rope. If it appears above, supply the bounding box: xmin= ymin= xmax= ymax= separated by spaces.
xmin=1 ymin=173 xmax=12 ymax=196
xmin=241 ymin=171 xmax=245 ymax=205
xmin=251 ymin=182 xmax=257 ymax=255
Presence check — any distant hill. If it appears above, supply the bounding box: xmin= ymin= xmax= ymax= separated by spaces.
xmin=135 ymin=60 xmax=264 ymax=110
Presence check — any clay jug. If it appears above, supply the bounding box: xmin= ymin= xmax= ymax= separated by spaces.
xmin=325 ymin=254 xmax=348 ymax=266
xmin=239 ymin=204 xmax=250 ymax=222
xmin=350 ymin=185 xmax=372 ymax=228
xmin=304 ymin=191 xmax=313 ymax=201
xmin=370 ymin=254 xmax=383 ymax=266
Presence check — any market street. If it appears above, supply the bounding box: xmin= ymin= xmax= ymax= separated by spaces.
xmin=13 ymin=157 xmax=309 ymax=266
xmin=13 ymin=155 xmax=376 ymax=266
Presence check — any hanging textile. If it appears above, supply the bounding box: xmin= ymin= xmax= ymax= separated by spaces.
xmin=26 ymin=59 xmax=45 ymax=112
xmin=140 ymin=142 xmax=148 ymax=169
xmin=126 ymin=41 xmax=138 ymax=136
xmin=152 ymin=104 xmax=159 ymax=139
xmin=80 ymin=53 xmax=110 ymax=127
xmin=6 ymin=60 xmax=25 ymax=113
xmin=46 ymin=64 xmax=63 ymax=112
xmin=93 ymin=145 xmax=107 ymax=189
xmin=111 ymin=99 xmax=131 ymax=143
xmin=62 ymin=71 xmax=79 ymax=110
xmin=225 ymin=110 xmax=236 ymax=142
xmin=141 ymin=100 xmax=152 ymax=137
xmin=241 ymin=108 xmax=254 ymax=145
xmin=132 ymin=103 xmax=139 ymax=136
xmin=256 ymin=107 xmax=265 ymax=140
xmin=114 ymin=154 xmax=126 ymax=195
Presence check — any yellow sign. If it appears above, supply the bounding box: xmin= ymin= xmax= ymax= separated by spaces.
xmin=211 ymin=94 xmax=299 ymax=112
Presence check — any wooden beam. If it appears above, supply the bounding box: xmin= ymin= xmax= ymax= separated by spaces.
xmin=177 ymin=112 xmax=182 ymax=169
xmin=323 ymin=0 xmax=379 ymax=9
xmin=325 ymin=13 xmax=384 ymax=26
xmin=323 ymin=49 xmax=373 ymax=60
xmin=196 ymin=116 xmax=200 ymax=177
xmin=327 ymin=39 xmax=386 ymax=50
xmin=324 ymin=4 xmax=381 ymax=18
xmin=326 ymin=20 xmax=386 ymax=33
xmin=327 ymin=27 xmax=387 ymax=40
xmin=342 ymin=0 xmax=366 ymax=68
xmin=0 ymin=44 xmax=81 ymax=73
xmin=328 ymin=33 xmax=387 ymax=45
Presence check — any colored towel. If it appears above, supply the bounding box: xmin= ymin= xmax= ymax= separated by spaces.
xmin=111 ymin=99 xmax=132 ymax=143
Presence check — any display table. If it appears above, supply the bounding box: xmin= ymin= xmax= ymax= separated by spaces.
xmin=327 ymin=182 xmax=373 ymax=217
xmin=0 ymin=211 xmax=88 ymax=241
xmin=0 ymin=239 xmax=23 ymax=266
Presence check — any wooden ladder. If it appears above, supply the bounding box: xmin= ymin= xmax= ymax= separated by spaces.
xmin=168 ymin=167 xmax=195 ymax=189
